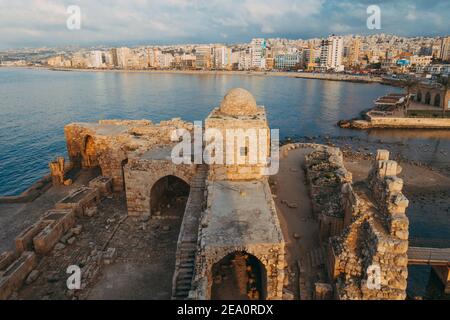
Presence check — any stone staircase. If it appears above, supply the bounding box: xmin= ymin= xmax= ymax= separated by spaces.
xmin=299 ymin=247 xmax=327 ymax=300
xmin=171 ymin=165 xmax=207 ymax=299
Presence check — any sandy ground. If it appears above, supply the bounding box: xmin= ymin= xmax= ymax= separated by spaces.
xmin=270 ymin=147 xmax=320 ymax=299
xmin=0 ymin=170 xmax=98 ymax=253
xmin=14 ymin=193 xmax=186 ymax=300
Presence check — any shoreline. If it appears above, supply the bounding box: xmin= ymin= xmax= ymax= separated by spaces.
xmin=1 ymin=65 xmax=383 ymax=83
xmin=338 ymin=116 xmax=450 ymax=130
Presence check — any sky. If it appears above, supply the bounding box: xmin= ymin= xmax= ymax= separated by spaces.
xmin=0 ymin=0 xmax=449 ymax=49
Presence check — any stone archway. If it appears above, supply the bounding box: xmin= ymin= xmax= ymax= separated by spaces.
xmin=82 ymin=135 xmax=99 ymax=168
xmin=150 ymin=175 xmax=190 ymax=217
xmin=417 ymin=91 xmax=422 ymax=102
xmin=434 ymin=93 xmax=441 ymax=107
xmin=211 ymin=251 xmax=267 ymax=300
xmin=425 ymin=92 xmax=431 ymax=105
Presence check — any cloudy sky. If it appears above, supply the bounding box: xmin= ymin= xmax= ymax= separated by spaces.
xmin=0 ymin=0 xmax=449 ymax=49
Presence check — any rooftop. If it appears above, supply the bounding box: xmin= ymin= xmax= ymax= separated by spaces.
xmin=201 ymin=180 xmax=283 ymax=248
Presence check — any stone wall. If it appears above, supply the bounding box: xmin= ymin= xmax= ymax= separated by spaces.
xmin=304 ymin=145 xmax=355 ymax=242
xmin=124 ymin=158 xmax=197 ymax=216
xmin=329 ymin=150 xmax=409 ymax=300
xmin=190 ymin=179 xmax=286 ymax=300
xmin=367 ymin=116 xmax=450 ymax=129
xmin=64 ymin=118 xmax=193 ymax=192
xmin=191 ymin=243 xmax=285 ymax=300
xmin=204 ymin=107 xmax=270 ymax=181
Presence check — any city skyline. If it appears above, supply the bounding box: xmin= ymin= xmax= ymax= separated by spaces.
xmin=1 ymin=0 xmax=450 ymax=50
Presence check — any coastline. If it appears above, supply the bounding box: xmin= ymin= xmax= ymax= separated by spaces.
xmin=1 ymin=65 xmax=383 ymax=83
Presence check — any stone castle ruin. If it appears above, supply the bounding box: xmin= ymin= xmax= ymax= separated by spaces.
xmin=2 ymin=88 xmax=448 ymax=300
xmin=58 ymin=88 xmax=284 ymax=300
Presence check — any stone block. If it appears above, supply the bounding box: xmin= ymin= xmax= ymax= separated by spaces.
xmin=55 ymin=186 xmax=100 ymax=217
xmin=376 ymin=149 xmax=390 ymax=161
xmin=386 ymin=177 xmax=403 ymax=193
xmin=14 ymin=221 xmax=50 ymax=253
xmin=33 ymin=209 xmax=76 ymax=255
xmin=0 ymin=251 xmax=19 ymax=271
xmin=393 ymin=194 xmax=409 ymax=208
xmin=0 ymin=252 xmax=37 ymax=300
xmin=89 ymin=176 xmax=113 ymax=198
xmin=378 ymin=160 xmax=398 ymax=177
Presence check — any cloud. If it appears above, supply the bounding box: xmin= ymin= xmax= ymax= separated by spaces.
xmin=0 ymin=0 xmax=448 ymax=49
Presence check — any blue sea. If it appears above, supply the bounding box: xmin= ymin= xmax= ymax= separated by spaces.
xmin=1 ymin=67 xmax=450 ymax=297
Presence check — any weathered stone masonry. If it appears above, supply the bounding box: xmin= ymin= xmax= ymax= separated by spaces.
xmin=329 ymin=150 xmax=409 ymax=300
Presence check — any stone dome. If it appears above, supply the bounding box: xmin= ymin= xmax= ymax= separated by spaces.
xmin=219 ymin=88 xmax=258 ymax=116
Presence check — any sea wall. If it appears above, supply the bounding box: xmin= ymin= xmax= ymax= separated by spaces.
xmin=340 ymin=116 xmax=450 ymax=129
xmin=368 ymin=116 xmax=450 ymax=129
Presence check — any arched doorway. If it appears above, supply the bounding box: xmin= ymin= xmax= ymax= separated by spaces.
xmin=82 ymin=135 xmax=99 ymax=168
xmin=150 ymin=175 xmax=190 ymax=217
xmin=425 ymin=92 xmax=431 ymax=105
xmin=211 ymin=252 xmax=267 ymax=300
xmin=417 ymin=91 xmax=422 ymax=102
xmin=434 ymin=93 xmax=441 ymax=107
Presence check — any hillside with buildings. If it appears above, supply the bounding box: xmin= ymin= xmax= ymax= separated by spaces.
xmin=2 ymin=34 xmax=449 ymax=77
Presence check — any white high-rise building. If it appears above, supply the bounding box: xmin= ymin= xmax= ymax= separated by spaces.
xmin=157 ymin=52 xmax=174 ymax=69
xmin=320 ymin=35 xmax=344 ymax=71
xmin=86 ymin=50 xmax=104 ymax=68
xmin=212 ymin=45 xmax=232 ymax=70
xmin=250 ymin=38 xmax=266 ymax=69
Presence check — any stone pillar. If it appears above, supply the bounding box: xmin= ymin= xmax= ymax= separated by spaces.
xmin=49 ymin=156 xmax=66 ymax=185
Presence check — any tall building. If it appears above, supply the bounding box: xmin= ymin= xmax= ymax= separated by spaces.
xmin=328 ymin=36 xmax=344 ymax=70
xmin=157 ymin=52 xmax=174 ymax=69
xmin=250 ymin=38 xmax=266 ymax=69
xmin=320 ymin=35 xmax=344 ymax=71
xmin=86 ymin=50 xmax=104 ymax=68
xmin=111 ymin=47 xmax=131 ymax=69
xmin=319 ymin=40 xmax=330 ymax=68
xmin=212 ymin=45 xmax=232 ymax=70
xmin=303 ymin=43 xmax=319 ymax=70
xmin=238 ymin=47 xmax=252 ymax=70
xmin=348 ymin=38 xmax=361 ymax=67
xmin=440 ymin=36 xmax=450 ymax=62
xmin=195 ymin=46 xmax=211 ymax=70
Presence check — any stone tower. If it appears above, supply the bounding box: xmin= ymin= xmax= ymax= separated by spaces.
xmin=204 ymin=88 xmax=271 ymax=181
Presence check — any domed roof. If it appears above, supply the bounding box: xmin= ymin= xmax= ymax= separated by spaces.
xmin=219 ymin=88 xmax=258 ymax=116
